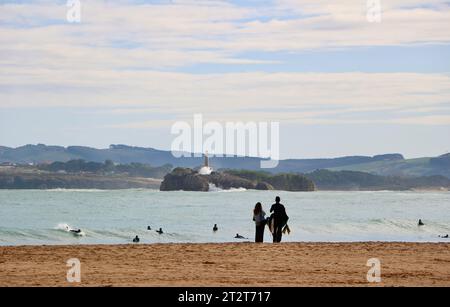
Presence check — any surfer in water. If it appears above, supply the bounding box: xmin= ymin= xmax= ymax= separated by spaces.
xmin=133 ymin=235 xmax=140 ymax=243
xmin=418 ymin=219 xmax=424 ymax=226
xmin=213 ymin=224 xmax=218 ymax=232
xmin=147 ymin=226 xmax=152 ymax=230
xmin=235 ymin=233 xmax=247 ymax=239
xmin=156 ymin=228 xmax=164 ymax=234
xmin=65 ymin=225 xmax=82 ymax=235
xmin=270 ymin=196 xmax=289 ymax=243
xmin=253 ymin=202 xmax=266 ymax=243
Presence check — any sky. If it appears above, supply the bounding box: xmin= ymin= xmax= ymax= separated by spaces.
xmin=1 ymin=0 xmax=450 ymax=159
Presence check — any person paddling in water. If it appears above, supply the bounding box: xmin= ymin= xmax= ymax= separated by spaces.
xmin=156 ymin=228 xmax=164 ymax=234
xmin=253 ymin=202 xmax=266 ymax=242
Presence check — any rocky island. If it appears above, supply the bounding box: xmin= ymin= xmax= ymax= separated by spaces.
xmin=159 ymin=167 xmax=316 ymax=192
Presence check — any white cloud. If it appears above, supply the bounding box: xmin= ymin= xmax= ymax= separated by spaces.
xmin=2 ymin=66 xmax=449 ymax=124
xmin=1 ymin=0 xmax=449 ymax=127
xmin=1 ymin=0 xmax=450 ymax=71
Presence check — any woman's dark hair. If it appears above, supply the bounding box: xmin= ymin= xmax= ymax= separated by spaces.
xmin=254 ymin=202 xmax=262 ymax=215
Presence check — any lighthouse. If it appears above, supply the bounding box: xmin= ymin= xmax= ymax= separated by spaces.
xmin=198 ymin=151 xmax=213 ymax=175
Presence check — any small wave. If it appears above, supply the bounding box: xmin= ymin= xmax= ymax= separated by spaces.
xmin=0 ymin=226 xmax=88 ymax=245
xmin=55 ymin=223 xmax=86 ymax=236
xmin=208 ymin=184 xmax=247 ymax=192
xmin=47 ymin=188 xmax=107 ymax=192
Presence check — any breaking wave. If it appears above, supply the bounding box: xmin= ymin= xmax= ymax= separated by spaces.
xmin=208 ymin=184 xmax=247 ymax=192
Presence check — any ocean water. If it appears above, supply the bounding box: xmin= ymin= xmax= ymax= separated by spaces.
xmin=0 ymin=189 xmax=449 ymax=246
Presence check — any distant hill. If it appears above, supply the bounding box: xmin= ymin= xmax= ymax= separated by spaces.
xmin=0 ymin=166 xmax=161 ymax=190
xmin=430 ymin=153 xmax=450 ymax=168
xmin=0 ymin=144 xmax=449 ymax=178
xmin=305 ymin=169 xmax=450 ymax=191
xmin=328 ymin=154 xmax=450 ymax=178
xmin=37 ymin=159 xmax=172 ymax=179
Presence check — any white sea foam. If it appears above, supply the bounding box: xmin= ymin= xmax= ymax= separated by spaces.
xmin=56 ymin=223 xmax=71 ymax=231
xmin=208 ymin=183 xmax=247 ymax=192
xmin=55 ymin=223 xmax=86 ymax=236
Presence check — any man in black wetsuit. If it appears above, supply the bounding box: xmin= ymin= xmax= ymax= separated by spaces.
xmin=270 ymin=196 xmax=288 ymax=243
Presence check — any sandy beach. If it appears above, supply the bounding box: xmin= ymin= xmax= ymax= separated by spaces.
xmin=1 ymin=242 xmax=449 ymax=287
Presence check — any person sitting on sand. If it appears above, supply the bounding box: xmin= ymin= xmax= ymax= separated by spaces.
xmin=270 ymin=196 xmax=289 ymax=243
xmin=156 ymin=228 xmax=164 ymax=234
xmin=213 ymin=224 xmax=218 ymax=232
xmin=418 ymin=219 xmax=424 ymax=226
xmin=133 ymin=235 xmax=140 ymax=243
xmin=253 ymin=202 xmax=266 ymax=243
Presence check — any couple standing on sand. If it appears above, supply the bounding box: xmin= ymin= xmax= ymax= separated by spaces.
xmin=253 ymin=196 xmax=289 ymax=243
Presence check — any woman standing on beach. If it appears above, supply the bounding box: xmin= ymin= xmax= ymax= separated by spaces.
xmin=253 ymin=202 xmax=266 ymax=243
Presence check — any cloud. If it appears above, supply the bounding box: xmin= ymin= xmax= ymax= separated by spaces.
xmin=2 ymin=69 xmax=449 ymax=108
xmin=1 ymin=0 xmax=450 ymax=71
xmin=282 ymin=115 xmax=450 ymax=126
xmin=105 ymin=119 xmax=176 ymax=129
xmin=1 ymin=0 xmax=450 ymax=128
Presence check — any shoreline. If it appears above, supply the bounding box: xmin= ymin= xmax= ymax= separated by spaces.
xmin=1 ymin=187 xmax=449 ymax=192
xmin=1 ymin=242 xmax=449 ymax=286
xmin=1 ymin=240 xmax=450 ymax=247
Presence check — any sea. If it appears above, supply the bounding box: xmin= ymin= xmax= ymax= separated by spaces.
xmin=0 ymin=188 xmax=449 ymax=246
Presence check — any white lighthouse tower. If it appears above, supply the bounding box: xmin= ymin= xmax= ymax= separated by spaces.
xmin=198 ymin=151 xmax=213 ymax=175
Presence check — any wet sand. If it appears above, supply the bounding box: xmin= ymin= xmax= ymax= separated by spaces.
xmin=0 ymin=242 xmax=449 ymax=286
